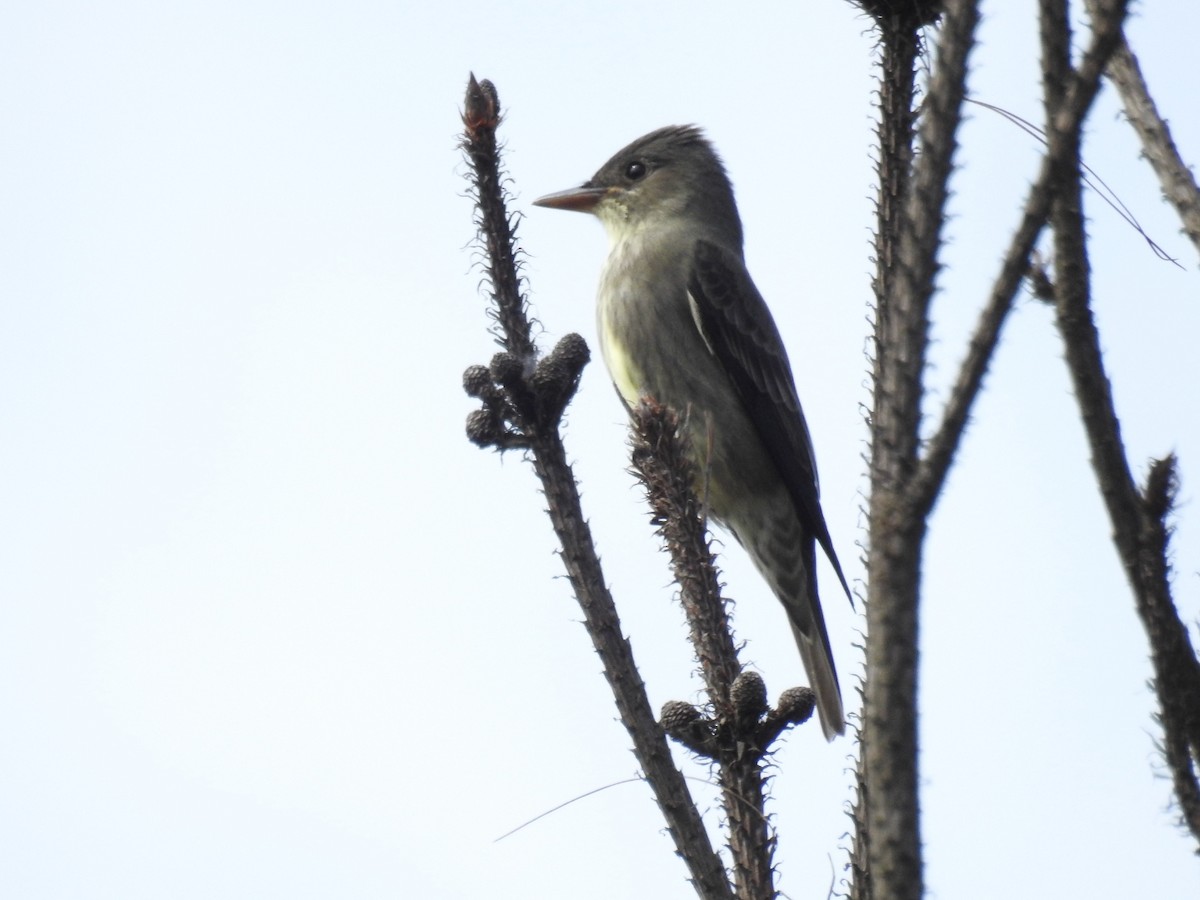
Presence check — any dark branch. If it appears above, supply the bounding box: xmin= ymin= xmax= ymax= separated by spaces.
xmin=460 ymin=74 xmax=734 ymax=900
xmin=629 ymin=402 xmax=742 ymax=713
xmin=1138 ymin=458 xmax=1200 ymax=846
xmin=857 ymin=2 xmax=950 ymax=896
xmin=1037 ymin=4 xmax=1200 ymax=852
xmin=1104 ymin=31 xmax=1200 ymax=265
xmin=461 ymin=76 xmax=534 ymax=362
xmin=631 ymin=401 xmax=820 ymax=900
xmin=912 ymin=0 xmax=1133 ymax=516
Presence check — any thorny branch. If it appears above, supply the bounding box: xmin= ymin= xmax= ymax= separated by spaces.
xmin=1040 ymin=1 xmax=1200 ymax=849
xmin=855 ymin=2 xmax=978 ymax=898
xmin=461 ymin=0 xmax=1200 ymax=892
xmin=852 ymin=0 xmax=1200 ymax=895
xmin=460 ymin=74 xmax=733 ymax=900
xmin=1099 ymin=15 xmax=1200 ymax=264
xmin=913 ymin=0 xmax=1133 ymax=515
xmin=631 ymin=402 xmax=821 ymax=899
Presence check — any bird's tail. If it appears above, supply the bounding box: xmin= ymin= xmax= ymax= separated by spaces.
xmin=734 ymin=503 xmax=845 ymax=739
xmin=789 ymin=611 xmax=844 ymax=740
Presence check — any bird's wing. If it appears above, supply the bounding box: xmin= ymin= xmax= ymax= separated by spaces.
xmin=687 ymin=238 xmax=852 ymax=602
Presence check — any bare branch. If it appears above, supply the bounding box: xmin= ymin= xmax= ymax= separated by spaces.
xmin=896 ymin=0 xmax=980 ymax=343
xmin=1105 ymin=34 xmax=1200 ymax=264
xmin=460 ymin=76 xmax=535 ymax=362
xmin=1139 ymin=458 xmax=1200 ymax=846
xmin=857 ymin=2 xmax=980 ymax=897
xmin=856 ymin=10 xmax=925 ymax=900
xmin=629 ymin=403 xmax=773 ymax=899
xmin=460 ymin=75 xmax=734 ymax=900
xmin=912 ymin=0 xmax=1133 ymax=515
xmin=1037 ymin=3 xmax=1200 ymax=850
xmin=631 ymin=402 xmax=826 ymax=899
xmin=629 ymin=402 xmax=742 ymax=713
xmin=1050 ymin=139 xmax=1200 ymax=849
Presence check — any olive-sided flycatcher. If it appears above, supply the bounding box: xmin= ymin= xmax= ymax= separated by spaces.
xmin=535 ymin=126 xmax=851 ymax=738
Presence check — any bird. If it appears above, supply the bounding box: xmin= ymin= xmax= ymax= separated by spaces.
xmin=533 ymin=125 xmax=851 ymax=739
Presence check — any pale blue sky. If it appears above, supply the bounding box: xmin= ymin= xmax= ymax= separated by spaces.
xmin=2 ymin=1 xmax=1198 ymax=898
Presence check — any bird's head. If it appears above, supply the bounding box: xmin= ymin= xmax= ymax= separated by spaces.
xmin=534 ymin=125 xmax=742 ymax=248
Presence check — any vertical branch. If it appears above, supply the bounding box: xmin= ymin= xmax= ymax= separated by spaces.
xmin=848 ymin=0 xmax=1195 ymax=893
xmin=856 ymin=8 xmax=923 ymax=898
xmin=633 ymin=403 xmax=819 ymax=899
xmin=461 ymin=76 xmax=734 ymax=900
xmin=856 ymin=3 xmax=978 ymax=898
xmin=849 ymin=2 xmax=1140 ymax=896
xmin=1039 ymin=0 xmax=1072 ymax=115
xmin=723 ymin=766 xmax=774 ymax=900
xmin=630 ymin=403 xmax=742 ymax=714
xmin=461 ymin=77 xmax=534 ymax=362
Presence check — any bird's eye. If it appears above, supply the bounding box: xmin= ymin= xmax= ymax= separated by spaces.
xmin=624 ymin=161 xmax=647 ymax=181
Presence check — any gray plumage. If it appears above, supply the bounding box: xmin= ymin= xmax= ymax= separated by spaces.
xmin=535 ymin=126 xmax=850 ymax=739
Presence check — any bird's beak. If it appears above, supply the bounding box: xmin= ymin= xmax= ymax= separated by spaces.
xmin=532 ymin=184 xmax=609 ymax=213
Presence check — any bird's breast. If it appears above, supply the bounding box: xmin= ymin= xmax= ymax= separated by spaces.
xmin=595 ymin=233 xmax=692 ymax=409
xmin=594 ymin=231 xmax=781 ymax=523
xmin=599 ymin=311 xmax=644 ymax=410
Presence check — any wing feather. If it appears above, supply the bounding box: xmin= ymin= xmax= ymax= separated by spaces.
xmin=687 ymin=239 xmax=852 ymax=602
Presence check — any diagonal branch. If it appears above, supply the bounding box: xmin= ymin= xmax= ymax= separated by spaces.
xmin=630 ymin=401 xmax=775 ymax=900
xmin=461 ymin=75 xmax=734 ymax=900
xmin=1039 ymin=1 xmax=1200 ymax=846
xmin=629 ymin=403 xmax=743 ymax=714
xmin=1138 ymin=458 xmax=1200 ymax=847
xmin=1104 ymin=32 xmax=1200 ymax=264
xmin=911 ymin=0 xmax=1133 ymax=516
xmin=857 ymin=2 xmax=980 ymax=898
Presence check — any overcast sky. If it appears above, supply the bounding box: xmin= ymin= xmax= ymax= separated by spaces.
xmin=2 ymin=1 xmax=1198 ymax=898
